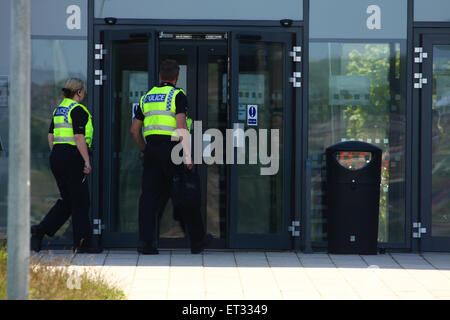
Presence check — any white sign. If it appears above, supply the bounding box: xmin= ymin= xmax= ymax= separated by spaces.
xmin=247 ymin=105 xmax=258 ymax=126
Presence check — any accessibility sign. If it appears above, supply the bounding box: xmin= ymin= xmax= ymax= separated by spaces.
xmin=247 ymin=105 xmax=258 ymax=126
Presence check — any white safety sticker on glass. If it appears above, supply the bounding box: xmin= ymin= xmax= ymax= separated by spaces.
xmin=247 ymin=104 xmax=258 ymax=126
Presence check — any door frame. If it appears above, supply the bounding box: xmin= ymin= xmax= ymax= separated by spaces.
xmin=98 ymin=28 xmax=157 ymax=247
xmin=93 ymin=25 xmax=303 ymax=249
xmin=414 ymin=28 xmax=450 ymax=251
xmin=228 ymin=30 xmax=299 ymax=249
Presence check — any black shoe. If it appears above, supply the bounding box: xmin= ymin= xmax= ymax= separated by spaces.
xmin=191 ymin=233 xmax=213 ymax=254
xmin=30 ymin=225 xmax=45 ymax=252
xmin=137 ymin=247 xmax=159 ymax=255
xmin=73 ymin=247 xmax=104 ymax=254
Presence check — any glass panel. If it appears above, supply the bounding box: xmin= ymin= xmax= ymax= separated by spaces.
xmin=310 ymin=0 xmax=407 ymax=40
xmin=431 ymin=45 xmax=450 ymax=237
xmin=414 ymin=0 xmax=450 ymax=22
xmin=237 ymin=41 xmax=284 ymax=234
xmin=111 ymin=40 xmax=148 ymax=232
xmin=309 ymin=42 xmax=407 ymax=243
xmin=334 ymin=151 xmax=372 ymax=170
xmin=206 ymin=54 xmax=227 ymax=239
xmin=94 ymin=0 xmax=302 ymax=20
xmin=30 ymin=39 xmax=87 ymax=241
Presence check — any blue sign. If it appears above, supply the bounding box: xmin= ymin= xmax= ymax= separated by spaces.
xmin=145 ymin=94 xmax=166 ymax=103
xmin=132 ymin=103 xmax=139 ymax=123
xmin=247 ymin=105 xmax=258 ymax=126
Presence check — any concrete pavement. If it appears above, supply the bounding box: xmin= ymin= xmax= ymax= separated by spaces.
xmin=31 ymin=250 xmax=450 ymax=300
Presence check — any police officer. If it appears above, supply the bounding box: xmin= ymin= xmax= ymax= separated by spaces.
xmin=30 ymin=78 xmax=99 ymax=253
xmin=130 ymin=59 xmax=212 ymax=254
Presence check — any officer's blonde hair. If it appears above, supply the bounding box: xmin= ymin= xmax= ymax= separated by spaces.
xmin=62 ymin=78 xmax=85 ymax=99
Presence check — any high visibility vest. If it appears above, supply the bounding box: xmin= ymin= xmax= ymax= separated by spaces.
xmin=52 ymin=98 xmax=93 ymax=148
xmin=140 ymin=86 xmax=192 ymax=138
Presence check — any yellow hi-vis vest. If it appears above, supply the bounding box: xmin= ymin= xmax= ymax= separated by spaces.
xmin=52 ymin=98 xmax=93 ymax=148
xmin=140 ymin=86 xmax=192 ymax=138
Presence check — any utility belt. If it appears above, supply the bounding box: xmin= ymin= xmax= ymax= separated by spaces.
xmin=145 ymin=135 xmax=179 ymax=144
xmin=52 ymin=144 xmax=93 ymax=156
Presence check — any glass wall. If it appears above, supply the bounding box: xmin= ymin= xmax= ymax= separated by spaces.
xmin=309 ymin=41 xmax=407 ymax=244
xmin=30 ymin=38 xmax=87 ymax=242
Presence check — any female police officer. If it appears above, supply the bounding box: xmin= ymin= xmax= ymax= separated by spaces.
xmin=30 ymin=78 xmax=98 ymax=253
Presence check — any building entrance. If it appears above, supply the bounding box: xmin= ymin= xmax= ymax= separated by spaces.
xmin=96 ymin=28 xmax=299 ymax=249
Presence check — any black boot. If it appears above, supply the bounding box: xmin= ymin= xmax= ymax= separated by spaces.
xmin=191 ymin=234 xmax=213 ymax=254
xmin=137 ymin=245 xmax=159 ymax=255
xmin=30 ymin=225 xmax=45 ymax=252
xmin=73 ymin=237 xmax=103 ymax=254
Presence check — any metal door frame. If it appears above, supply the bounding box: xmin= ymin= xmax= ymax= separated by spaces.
xmin=228 ymin=30 xmax=299 ymax=249
xmin=414 ymin=28 xmax=450 ymax=251
xmin=93 ymin=25 xmax=303 ymax=249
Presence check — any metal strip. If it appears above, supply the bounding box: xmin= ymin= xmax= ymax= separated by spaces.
xmin=144 ymin=110 xmax=176 ymax=117
xmin=53 ymin=137 xmax=76 ymax=143
xmin=143 ymin=125 xmax=176 ymax=132
xmin=54 ymin=123 xmax=73 ymax=129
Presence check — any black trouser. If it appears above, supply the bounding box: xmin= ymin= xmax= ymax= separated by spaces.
xmin=38 ymin=145 xmax=91 ymax=248
xmin=138 ymin=140 xmax=205 ymax=249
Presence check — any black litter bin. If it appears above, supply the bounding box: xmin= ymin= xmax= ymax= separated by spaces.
xmin=325 ymin=141 xmax=382 ymax=255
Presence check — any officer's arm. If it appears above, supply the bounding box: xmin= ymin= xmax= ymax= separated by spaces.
xmin=74 ymin=134 xmax=91 ymax=174
xmin=130 ymin=118 xmax=146 ymax=152
xmin=48 ymin=134 xmax=54 ymax=151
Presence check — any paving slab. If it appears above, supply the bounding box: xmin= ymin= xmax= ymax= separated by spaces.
xmin=30 ymin=250 xmax=450 ymax=300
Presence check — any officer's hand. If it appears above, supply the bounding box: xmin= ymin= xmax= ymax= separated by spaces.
xmin=185 ymin=163 xmax=193 ymax=170
xmin=184 ymin=155 xmax=193 ymax=170
xmin=83 ymin=162 xmax=92 ymax=174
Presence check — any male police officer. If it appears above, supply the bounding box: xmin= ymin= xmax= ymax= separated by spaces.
xmin=130 ymin=59 xmax=211 ymax=254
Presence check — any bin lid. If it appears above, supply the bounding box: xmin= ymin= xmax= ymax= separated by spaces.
xmin=326 ymin=141 xmax=382 ymax=153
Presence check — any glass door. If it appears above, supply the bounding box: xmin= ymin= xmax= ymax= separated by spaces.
xmin=157 ymin=39 xmax=228 ymax=248
xmin=101 ymin=30 xmax=156 ymax=247
xmin=420 ymin=33 xmax=450 ymax=251
xmin=229 ymin=32 xmax=296 ymax=249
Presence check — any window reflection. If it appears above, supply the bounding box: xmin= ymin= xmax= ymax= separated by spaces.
xmin=431 ymin=45 xmax=450 ymax=237
xmin=30 ymin=39 xmax=87 ymax=242
xmin=309 ymin=42 xmax=407 ymax=243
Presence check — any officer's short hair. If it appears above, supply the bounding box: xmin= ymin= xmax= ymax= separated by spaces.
xmin=160 ymin=59 xmax=180 ymax=82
